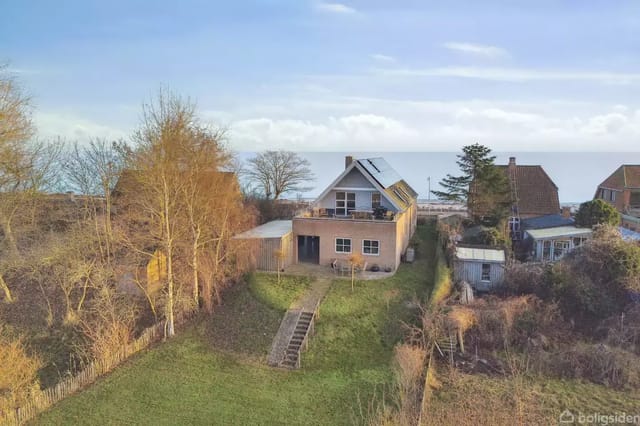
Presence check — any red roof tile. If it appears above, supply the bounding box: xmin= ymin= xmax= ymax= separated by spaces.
xmin=497 ymin=164 xmax=560 ymax=216
xmin=599 ymin=165 xmax=640 ymax=190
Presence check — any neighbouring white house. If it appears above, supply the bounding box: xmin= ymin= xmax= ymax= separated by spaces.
xmin=525 ymin=226 xmax=593 ymax=262
xmin=453 ymin=246 xmax=506 ymax=292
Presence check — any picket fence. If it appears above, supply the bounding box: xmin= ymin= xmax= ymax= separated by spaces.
xmin=1 ymin=309 xmax=196 ymax=425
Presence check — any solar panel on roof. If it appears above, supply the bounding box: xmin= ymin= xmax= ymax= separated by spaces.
xmin=358 ymin=158 xmax=403 ymax=189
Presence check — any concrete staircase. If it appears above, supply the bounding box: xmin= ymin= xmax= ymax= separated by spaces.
xmin=280 ymin=311 xmax=315 ymax=369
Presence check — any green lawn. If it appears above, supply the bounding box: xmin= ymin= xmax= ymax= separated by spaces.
xmin=34 ymin=224 xmax=436 ymax=425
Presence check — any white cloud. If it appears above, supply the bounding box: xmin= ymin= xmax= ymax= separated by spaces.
xmin=315 ymin=2 xmax=356 ymax=14
xmin=442 ymin=42 xmax=508 ymax=58
xmin=375 ymin=66 xmax=640 ymax=84
xmin=229 ymin=114 xmax=418 ymax=151
xmin=370 ymin=53 xmax=396 ymax=63
xmin=35 ymin=111 xmax=127 ymax=142
xmin=220 ymin=93 xmax=640 ymax=152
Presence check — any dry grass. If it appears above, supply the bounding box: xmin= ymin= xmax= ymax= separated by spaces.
xmin=425 ymin=369 xmax=554 ymax=426
xmin=393 ymin=344 xmax=426 ymax=426
xmin=0 ymin=332 xmax=41 ymax=415
xmin=533 ymin=342 xmax=640 ymax=390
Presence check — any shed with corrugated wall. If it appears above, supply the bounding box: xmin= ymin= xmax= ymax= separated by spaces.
xmin=453 ymin=246 xmax=506 ymax=292
xmin=232 ymin=220 xmax=293 ymax=272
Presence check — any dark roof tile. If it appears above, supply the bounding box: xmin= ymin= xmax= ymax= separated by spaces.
xmin=497 ymin=164 xmax=560 ymax=216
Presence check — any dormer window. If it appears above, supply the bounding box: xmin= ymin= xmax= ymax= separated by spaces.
xmin=336 ymin=191 xmax=355 ymax=216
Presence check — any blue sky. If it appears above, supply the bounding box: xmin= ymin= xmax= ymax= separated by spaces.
xmin=3 ymin=1 xmax=640 ymax=151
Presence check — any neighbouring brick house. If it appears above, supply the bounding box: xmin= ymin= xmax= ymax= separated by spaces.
xmin=495 ymin=157 xmax=561 ymax=241
xmin=498 ymin=157 xmax=561 ymax=219
xmin=594 ymin=165 xmax=640 ymax=231
xmin=292 ymin=156 xmax=418 ymax=272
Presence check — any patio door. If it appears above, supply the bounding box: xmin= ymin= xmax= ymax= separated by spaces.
xmin=297 ymin=235 xmax=320 ymax=264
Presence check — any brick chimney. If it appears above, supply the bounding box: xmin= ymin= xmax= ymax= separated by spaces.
xmin=345 ymin=155 xmax=353 ymax=169
xmin=562 ymin=206 xmax=571 ymax=218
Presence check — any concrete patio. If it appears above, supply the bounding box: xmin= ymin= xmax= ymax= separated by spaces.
xmin=282 ymin=262 xmax=396 ymax=281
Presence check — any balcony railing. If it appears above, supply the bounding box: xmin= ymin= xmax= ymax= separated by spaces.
xmin=627 ymin=207 xmax=640 ymax=218
xmin=298 ymin=207 xmax=395 ymax=222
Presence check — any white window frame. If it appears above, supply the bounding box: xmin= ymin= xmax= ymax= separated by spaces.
xmin=553 ymin=240 xmax=570 ymax=260
xmin=335 ymin=237 xmax=352 ymax=254
xmin=362 ymin=239 xmax=380 ymax=256
xmin=336 ymin=191 xmax=356 ymax=216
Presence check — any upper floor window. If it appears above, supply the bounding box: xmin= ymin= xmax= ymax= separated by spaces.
xmin=336 ymin=191 xmax=356 ymax=216
xmin=611 ymin=191 xmax=616 ymax=202
xmin=371 ymin=192 xmax=381 ymax=209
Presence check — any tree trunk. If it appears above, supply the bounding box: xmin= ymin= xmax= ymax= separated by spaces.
xmin=105 ymin=189 xmax=112 ymax=263
xmin=2 ymin=217 xmax=18 ymax=256
xmin=0 ymin=273 xmax=13 ymax=302
xmin=163 ymin=178 xmax=175 ymax=338
xmin=192 ymin=226 xmax=200 ymax=307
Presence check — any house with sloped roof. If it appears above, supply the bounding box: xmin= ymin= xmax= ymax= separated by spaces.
xmin=292 ymin=156 xmax=418 ymax=271
xmin=498 ymin=157 xmax=561 ymax=219
xmin=594 ymin=165 xmax=640 ymax=231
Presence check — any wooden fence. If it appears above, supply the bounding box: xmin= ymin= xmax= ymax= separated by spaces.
xmin=1 ymin=309 xmax=196 ymax=425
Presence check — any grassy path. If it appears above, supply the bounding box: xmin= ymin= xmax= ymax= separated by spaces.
xmin=34 ymin=224 xmax=436 ymax=425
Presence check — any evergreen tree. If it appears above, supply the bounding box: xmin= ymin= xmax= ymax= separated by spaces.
xmin=575 ymin=199 xmax=620 ymax=228
xmin=432 ymin=143 xmax=510 ymax=223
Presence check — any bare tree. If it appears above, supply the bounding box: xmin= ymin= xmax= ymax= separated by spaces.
xmin=0 ymin=65 xmax=33 ymax=149
xmin=123 ymin=91 xmax=196 ymax=337
xmin=245 ymin=150 xmax=314 ymax=200
xmin=0 ymin=68 xmax=62 ymax=301
xmin=64 ymin=139 xmax=124 ymax=262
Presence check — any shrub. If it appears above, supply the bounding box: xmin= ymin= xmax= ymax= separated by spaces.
xmin=393 ymin=344 xmax=426 ymax=426
xmin=0 ymin=332 xmax=41 ymax=414
xmin=465 ymin=296 xmax=566 ymax=351
xmin=502 ymin=262 xmax=552 ymax=298
xmin=534 ymin=343 xmax=640 ymax=389
xmin=508 ymin=229 xmax=640 ymax=324
xmin=575 ymin=199 xmax=620 ymax=228
xmin=429 ymin=247 xmax=452 ymax=308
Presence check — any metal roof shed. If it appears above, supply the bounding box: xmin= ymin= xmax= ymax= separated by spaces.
xmin=233 ymin=220 xmax=293 ymax=272
xmin=453 ymin=246 xmax=506 ymax=292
